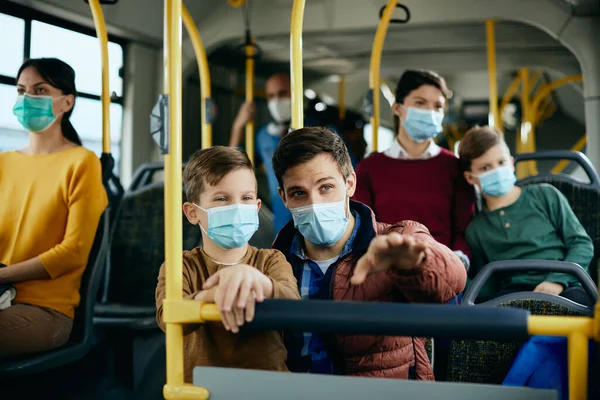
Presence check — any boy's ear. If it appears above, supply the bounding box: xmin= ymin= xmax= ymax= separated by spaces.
xmin=256 ymin=198 xmax=262 ymax=213
xmin=182 ymin=202 xmax=200 ymax=225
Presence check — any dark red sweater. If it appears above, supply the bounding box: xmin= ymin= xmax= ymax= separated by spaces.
xmin=353 ymin=149 xmax=474 ymax=259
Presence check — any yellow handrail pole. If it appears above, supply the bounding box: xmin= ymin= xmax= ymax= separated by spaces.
xmin=529 ymin=315 xmax=593 ymax=400
xmin=338 ymin=75 xmax=346 ymax=121
xmin=531 ymin=75 xmax=583 ymax=118
xmin=522 ymin=74 xmax=583 ymax=177
xmin=485 ymin=20 xmax=499 ymax=129
xmin=517 ymin=68 xmax=534 ymax=178
xmin=163 ymin=0 xmax=210 ymax=399
xmin=551 ymin=135 xmax=587 ymax=174
xmin=498 ymin=74 xmax=521 ymax=132
xmin=290 ymin=0 xmax=306 ymax=129
xmin=88 ymin=0 xmax=111 ymax=154
xmin=245 ymin=38 xmax=255 ymax=164
xmin=182 ymin=4 xmax=212 ymax=149
xmin=568 ymin=331 xmax=589 ymax=400
xmin=369 ymin=0 xmax=396 ymax=152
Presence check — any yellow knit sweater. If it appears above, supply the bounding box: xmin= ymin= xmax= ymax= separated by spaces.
xmin=0 ymin=146 xmax=107 ymax=318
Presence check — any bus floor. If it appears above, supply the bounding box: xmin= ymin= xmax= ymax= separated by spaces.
xmin=0 ymin=330 xmax=165 ymax=400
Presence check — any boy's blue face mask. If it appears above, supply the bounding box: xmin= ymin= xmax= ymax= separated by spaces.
xmin=290 ymin=199 xmax=349 ymax=247
xmin=402 ymin=106 xmax=444 ymax=143
xmin=476 ymin=165 xmax=516 ymax=197
xmin=13 ymin=94 xmax=60 ymax=133
xmin=194 ymin=203 xmax=259 ymax=250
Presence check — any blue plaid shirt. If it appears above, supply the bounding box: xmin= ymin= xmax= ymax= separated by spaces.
xmin=289 ymin=211 xmax=361 ymax=374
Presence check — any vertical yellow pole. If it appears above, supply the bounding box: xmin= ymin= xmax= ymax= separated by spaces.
xmin=245 ymin=38 xmax=255 ymax=164
xmin=182 ymin=5 xmax=212 ymax=149
xmin=88 ymin=0 xmax=111 ymax=154
xmin=290 ymin=0 xmax=306 ymax=129
xmin=485 ymin=19 xmax=499 ymax=129
xmin=338 ymin=75 xmax=346 ymax=121
xmin=568 ymin=331 xmax=588 ymax=400
xmin=517 ymin=68 xmax=530 ymax=179
xmin=369 ymin=0 xmax=396 ymax=152
xmin=163 ymin=0 xmax=185 ymax=395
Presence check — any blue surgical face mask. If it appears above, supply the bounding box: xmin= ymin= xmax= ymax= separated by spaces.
xmin=476 ymin=165 xmax=516 ymax=197
xmin=194 ymin=203 xmax=259 ymax=250
xmin=402 ymin=106 xmax=444 ymax=143
xmin=13 ymin=94 xmax=60 ymax=133
xmin=290 ymin=199 xmax=349 ymax=247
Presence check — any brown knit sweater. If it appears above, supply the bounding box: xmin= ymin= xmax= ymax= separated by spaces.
xmin=156 ymin=246 xmax=300 ymax=383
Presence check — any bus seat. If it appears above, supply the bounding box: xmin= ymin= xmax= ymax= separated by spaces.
xmin=0 ymin=210 xmax=109 ymax=377
xmin=250 ymin=204 xmax=275 ymax=249
xmin=447 ymin=260 xmax=597 ymax=384
xmin=128 ymin=161 xmax=188 ymax=192
xmin=94 ymin=182 xmax=201 ymax=329
xmin=127 ymin=162 xmax=276 ymax=250
xmin=515 ymin=151 xmax=600 ymax=283
xmin=100 ymin=152 xmax=125 ymax=226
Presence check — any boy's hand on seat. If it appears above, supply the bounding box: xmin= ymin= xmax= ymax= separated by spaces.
xmin=351 ymin=233 xmax=427 ymax=285
xmin=533 ymin=281 xmax=564 ymax=295
xmin=203 ymin=264 xmax=274 ymax=333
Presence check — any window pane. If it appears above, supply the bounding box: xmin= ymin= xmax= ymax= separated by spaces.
xmin=0 ymin=83 xmax=28 ymax=152
xmin=31 ymin=21 xmax=123 ymax=97
xmin=71 ymin=97 xmax=122 ymax=174
xmin=0 ymin=14 xmax=25 ymax=77
xmin=363 ymin=124 xmax=395 ymax=155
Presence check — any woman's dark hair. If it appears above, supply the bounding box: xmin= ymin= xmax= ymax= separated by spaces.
xmin=393 ymin=69 xmax=449 ymax=135
xmin=17 ymin=58 xmax=82 ymax=146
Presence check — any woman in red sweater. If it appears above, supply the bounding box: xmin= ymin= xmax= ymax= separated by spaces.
xmin=354 ymin=70 xmax=474 ymax=269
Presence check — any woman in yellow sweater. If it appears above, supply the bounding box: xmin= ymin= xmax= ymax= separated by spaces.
xmin=0 ymin=58 xmax=107 ymax=359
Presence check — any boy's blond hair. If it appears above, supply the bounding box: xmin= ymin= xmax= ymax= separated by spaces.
xmin=183 ymin=146 xmax=254 ymax=203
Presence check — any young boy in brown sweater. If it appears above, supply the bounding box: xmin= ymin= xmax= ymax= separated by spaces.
xmin=155 ymin=146 xmax=300 ymax=383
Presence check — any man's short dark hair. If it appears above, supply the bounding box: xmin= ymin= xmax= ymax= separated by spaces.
xmin=272 ymin=126 xmax=354 ymax=190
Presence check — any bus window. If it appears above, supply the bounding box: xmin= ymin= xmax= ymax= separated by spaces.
xmin=363 ymin=123 xmax=395 ymax=155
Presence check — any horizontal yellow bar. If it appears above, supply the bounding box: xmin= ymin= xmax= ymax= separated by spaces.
xmin=163 ymin=299 xmax=221 ymax=324
xmin=528 ymin=315 xmax=594 ymax=337
xmin=163 ymin=383 xmax=209 ymax=400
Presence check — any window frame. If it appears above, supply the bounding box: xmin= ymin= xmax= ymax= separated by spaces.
xmin=0 ymin=1 xmax=127 ymax=105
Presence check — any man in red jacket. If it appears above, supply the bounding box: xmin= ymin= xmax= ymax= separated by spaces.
xmin=272 ymin=126 xmax=466 ymax=380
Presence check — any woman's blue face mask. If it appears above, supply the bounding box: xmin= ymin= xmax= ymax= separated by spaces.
xmin=401 ymin=106 xmax=444 ymax=143
xmin=13 ymin=94 xmax=63 ymax=133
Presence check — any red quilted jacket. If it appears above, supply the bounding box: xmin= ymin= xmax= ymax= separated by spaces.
xmin=274 ymin=201 xmax=467 ymax=380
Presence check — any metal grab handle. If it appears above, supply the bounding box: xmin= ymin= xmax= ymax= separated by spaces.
xmin=462 ymin=260 xmax=598 ymax=305
xmin=379 ymin=2 xmax=411 ymax=24
xmin=235 ymin=41 xmax=263 ymax=60
xmin=514 ymin=150 xmax=600 ymax=189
